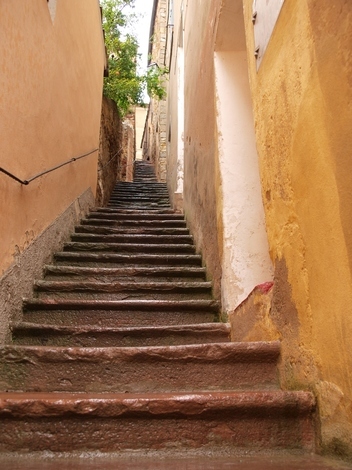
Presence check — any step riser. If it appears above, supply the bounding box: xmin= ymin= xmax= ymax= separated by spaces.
xmin=43 ymin=266 xmax=206 ymax=282
xmin=35 ymin=292 xmax=212 ymax=301
xmin=44 ymin=274 xmax=206 ymax=282
xmin=81 ymin=220 xmax=187 ymax=228
xmin=54 ymin=255 xmax=202 ymax=267
xmin=88 ymin=214 xmax=184 ymax=221
xmin=44 ymin=266 xmax=206 ymax=279
xmin=0 ymin=346 xmax=279 ymax=393
xmin=107 ymin=204 xmax=171 ymax=208
xmin=75 ymin=226 xmax=190 ymax=235
xmin=35 ymin=281 xmax=211 ymax=296
xmin=63 ymin=244 xmax=196 ymax=255
xmin=12 ymin=331 xmax=230 ymax=347
xmin=21 ymin=310 xmax=218 ymax=327
xmin=0 ymin=414 xmax=314 ymax=453
xmin=71 ymin=235 xmax=193 ymax=244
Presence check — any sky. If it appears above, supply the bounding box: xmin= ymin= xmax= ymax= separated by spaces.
xmin=127 ymin=0 xmax=154 ymax=74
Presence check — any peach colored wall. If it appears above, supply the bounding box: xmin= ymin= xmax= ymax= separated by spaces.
xmin=0 ymin=0 xmax=105 ymax=275
xmin=243 ymin=0 xmax=352 ymax=457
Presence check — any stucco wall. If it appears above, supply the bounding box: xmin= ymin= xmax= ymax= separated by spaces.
xmin=166 ymin=0 xmax=184 ymax=212
xmin=0 ymin=0 xmax=105 ymax=276
xmin=182 ymin=0 xmax=223 ymax=300
xmin=243 ymin=0 xmax=352 ymax=457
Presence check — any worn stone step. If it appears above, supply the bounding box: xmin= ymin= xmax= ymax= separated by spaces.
xmin=107 ymin=204 xmax=171 ymax=209
xmin=109 ymin=198 xmax=170 ymax=204
xmin=88 ymin=212 xmax=183 ymax=221
xmin=11 ymin=323 xmax=230 ymax=347
xmin=95 ymin=207 xmax=175 ymax=214
xmin=34 ymin=280 xmax=213 ymax=300
xmin=0 ymin=391 xmax=315 ymax=453
xmin=81 ymin=218 xmax=187 ymax=228
xmin=44 ymin=265 xmax=207 ymax=282
xmin=0 ymin=342 xmax=280 ymax=393
xmin=71 ymin=233 xmax=193 ymax=245
xmin=54 ymin=252 xmax=202 ymax=267
xmin=113 ymin=183 xmax=167 ymax=190
xmin=111 ymin=191 xmax=169 ymax=197
xmin=22 ymin=299 xmax=219 ymax=326
xmin=63 ymin=242 xmax=196 ymax=255
xmin=75 ymin=225 xmax=190 ymax=236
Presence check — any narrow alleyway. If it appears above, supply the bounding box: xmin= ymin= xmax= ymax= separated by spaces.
xmin=0 ymin=162 xmax=350 ymax=468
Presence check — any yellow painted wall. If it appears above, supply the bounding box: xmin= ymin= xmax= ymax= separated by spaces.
xmin=243 ymin=0 xmax=352 ymax=456
xmin=0 ymin=0 xmax=105 ymax=275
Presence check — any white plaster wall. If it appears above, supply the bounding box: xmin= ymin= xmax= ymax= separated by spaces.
xmin=214 ymin=50 xmax=273 ymax=312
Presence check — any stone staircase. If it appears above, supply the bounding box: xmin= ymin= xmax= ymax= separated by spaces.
xmin=0 ymin=161 xmax=315 ymax=456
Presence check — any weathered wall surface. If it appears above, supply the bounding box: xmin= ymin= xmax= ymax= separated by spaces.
xmin=243 ymin=0 xmax=352 ymax=457
xmin=166 ymin=0 xmax=184 ymax=212
xmin=0 ymin=190 xmax=94 ymax=344
xmin=121 ymin=113 xmax=135 ymax=183
xmin=183 ymin=0 xmax=223 ymax=299
xmin=96 ymin=96 xmax=122 ymax=207
xmin=143 ymin=0 xmax=168 ymax=182
xmin=0 ymin=0 xmax=105 ymax=341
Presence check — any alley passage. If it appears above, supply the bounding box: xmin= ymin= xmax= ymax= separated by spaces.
xmin=0 ymin=161 xmax=314 ymax=455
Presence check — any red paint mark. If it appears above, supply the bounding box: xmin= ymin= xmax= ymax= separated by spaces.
xmin=256 ymin=282 xmax=274 ymax=294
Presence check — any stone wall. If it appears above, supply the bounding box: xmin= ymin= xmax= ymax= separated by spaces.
xmin=96 ymin=96 xmax=123 ymax=207
xmin=120 ymin=112 xmax=135 ymax=183
xmin=143 ymin=0 xmax=168 ymax=182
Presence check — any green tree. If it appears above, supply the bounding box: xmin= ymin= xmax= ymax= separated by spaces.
xmin=101 ymin=0 xmax=168 ymax=115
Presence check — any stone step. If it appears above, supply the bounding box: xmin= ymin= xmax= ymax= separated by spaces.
xmin=43 ymin=265 xmax=207 ymax=282
xmin=88 ymin=211 xmax=184 ymax=221
xmin=113 ymin=183 xmax=168 ymax=190
xmin=54 ymin=252 xmax=202 ymax=267
xmin=34 ymin=280 xmax=213 ymax=300
xmin=71 ymin=233 xmax=193 ymax=245
xmin=94 ymin=208 xmax=176 ymax=215
xmin=0 ymin=391 xmax=315 ymax=453
xmin=0 ymin=342 xmax=280 ymax=393
xmin=11 ymin=323 xmax=230 ymax=347
xmin=107 ymin=204 xmax=171 ymax=209
xmin=75 ymin=225 xmax=190 ymax=236
xmin=81 ymin=218 xmax=187 ymax=228
xmin=109 ymin=198 xmax=170 ymax=204
xmin=62 ymin=242 xmax=196 ymax=255
xmin=111 ymin=191 xmax=169 ymax=197
xmin=22 ymin=299 xmax=220 ymax=327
